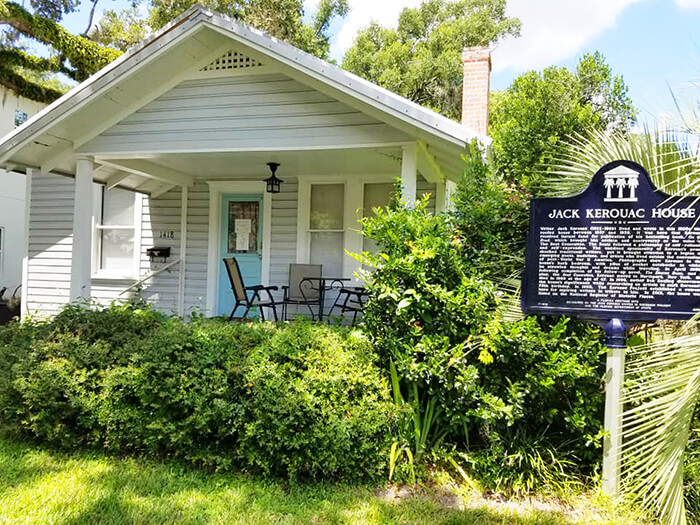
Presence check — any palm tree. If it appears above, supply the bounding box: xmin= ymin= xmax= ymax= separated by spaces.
xmin=628 ymin=176 xmax=639 ymax=200
xmin=604 ymin=176 xmax=615 ymax=199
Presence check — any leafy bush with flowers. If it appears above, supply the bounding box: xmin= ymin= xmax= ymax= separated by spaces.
xmin=356 ymin=147 xmax=605 ymax=492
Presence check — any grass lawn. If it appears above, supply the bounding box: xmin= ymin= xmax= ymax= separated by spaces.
xmin=0 ymin=437 xmax=634 ymax=525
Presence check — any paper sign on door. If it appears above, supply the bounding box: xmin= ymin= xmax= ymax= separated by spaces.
xmin=235 ymin=219 xmax=252 ymax=251
xmin=235 ymin=219 xmax=252 ymax=234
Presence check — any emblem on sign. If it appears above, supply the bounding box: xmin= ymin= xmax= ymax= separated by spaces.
xmin=603 ymin=165 xmax=640 ymax=202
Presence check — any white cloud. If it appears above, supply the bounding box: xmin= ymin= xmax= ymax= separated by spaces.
xmin=322 ymin=0 xmax=647 ymax=73
xmin=329 ymin=0 xmax=422 ymax=61
xmin=674 ymin=0 xmax=700 ymax=8
xmin=491 ymin=0 xmax=644 ymax=74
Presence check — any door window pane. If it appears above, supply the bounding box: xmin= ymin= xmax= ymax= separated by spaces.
xmin=310 ymin=232 xmax=343 ymax=277
xmin=227 ymin=201 xmax=259 ymax=254
xmin=310 ymin=184 xmax=344 ymax=230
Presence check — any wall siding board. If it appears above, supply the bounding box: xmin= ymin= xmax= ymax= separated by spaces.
xmin=417 ymin=176 xmax=437 ymax=214
xmin=81 ymin=74 xmax=411 ymax=154
xmin=25 ymin=172 xmax=74 ymax=316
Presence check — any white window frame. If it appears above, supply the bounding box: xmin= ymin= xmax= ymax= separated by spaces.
xmin=297 ymin=174 xmax=396 ymax=281
xmin=91 ymin=185 xmax=143 ymax=280
xmin=0 ymin=226 xmax=4 ymax=276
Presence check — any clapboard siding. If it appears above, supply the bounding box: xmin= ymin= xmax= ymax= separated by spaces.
xmin=137 ymin=183 xmax=210 ymax=316
xmin=269 ymin=178 xmax=298 ymax=287
xmin=138 ymin=189 xmax=182 ymax=314
xmin=183 ymin=183 xmax=210 ymax=314
xmin=81 ymin=74 xmax=411 ymax=154
xmin=26 ymin=172 xmax=73 ymax=316
xmin=417 ymin=176 xmax=437 ymax=214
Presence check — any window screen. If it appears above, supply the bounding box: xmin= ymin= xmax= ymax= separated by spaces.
xmin=362 ymin=183 xmax=393 ymax=255
xmin=14 ymin=110 xmax=28 ymax=128
xmin=309 ymin=184 xmax=344 ymax=276
xmin=96 ymin=187 xmax=136 ymax=275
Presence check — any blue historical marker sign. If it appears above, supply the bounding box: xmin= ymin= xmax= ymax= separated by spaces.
xmin=522 ymin=160 xmax=700 ymax=322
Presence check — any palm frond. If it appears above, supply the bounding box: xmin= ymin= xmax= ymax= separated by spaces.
xmin=491 ymin=274 xmax=525 ymax=323
xmin=543 ymin=129 xmax=700 ymax=197
xmin=619 ymin=326 xmax=700 ymax=525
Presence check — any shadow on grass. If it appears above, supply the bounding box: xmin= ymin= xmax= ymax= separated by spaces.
xmin=0 ymin=438 xmax=576 ymax=525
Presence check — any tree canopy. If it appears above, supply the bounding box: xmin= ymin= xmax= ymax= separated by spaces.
xmin=147 ymin=0 xmax=348 ymax=58
xmin=342 ymin=0 xmax=520 ymax=121
xmin=0 ymin=0 xmax=348 ymax=103
xmin=489 ymin=52 xmax=637 ymax=190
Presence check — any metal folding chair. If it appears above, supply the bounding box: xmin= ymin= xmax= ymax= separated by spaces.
xmin=328 ymin=286 xmax=368 ymax=325
xmin=281 ymin=263 xmax=322 ymax=320
xmin=223 ymin=257 xmax=280 ymax=321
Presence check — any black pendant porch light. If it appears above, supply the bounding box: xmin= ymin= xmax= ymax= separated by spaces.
xmin=264 ymin=162 xmax=283 ymax=194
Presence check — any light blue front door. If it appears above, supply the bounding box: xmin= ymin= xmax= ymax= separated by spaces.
xmin=218 ymin=194 xmax=263 ymax=317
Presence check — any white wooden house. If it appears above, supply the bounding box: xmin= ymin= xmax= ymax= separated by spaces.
xmin=0 ymin=6 xmax=491 ymax=319
xmin=0 ymin=88 xmax=46 ymax=295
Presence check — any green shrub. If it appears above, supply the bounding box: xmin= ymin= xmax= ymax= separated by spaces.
xmin=239 ymin=323 xmax=393 ymax=481
xmin=357 ymin=150 xmax=605 ymax=492
xmin=0 ymin=304 xmax=393 ymax=482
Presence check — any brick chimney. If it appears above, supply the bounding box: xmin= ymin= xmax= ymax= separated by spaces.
xmin=461 ymin=46 xmax=491 ymax=136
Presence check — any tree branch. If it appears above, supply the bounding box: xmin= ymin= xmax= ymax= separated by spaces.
xmin=0 ymin=1 xmax=121 ymax=81
xmin=0 ymin=65 xmax=64 ymax=102
xmin=0 ymin=47 xmax=70 ymax=75
xmin=82 ymin=0 xmax=100 ymax=36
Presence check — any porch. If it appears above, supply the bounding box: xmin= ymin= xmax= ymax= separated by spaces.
xmin=23 ymin=146 xmax=447 ymax=319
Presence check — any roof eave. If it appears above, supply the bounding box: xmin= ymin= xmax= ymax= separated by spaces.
xmin=0 ymin=5 xmax=485 ymax=166
xmin=0 ymin=5 xmax=208 ymax=164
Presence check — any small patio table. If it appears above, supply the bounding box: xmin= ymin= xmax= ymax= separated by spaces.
xmin=299 ymin=276 xmax=350 ymax=322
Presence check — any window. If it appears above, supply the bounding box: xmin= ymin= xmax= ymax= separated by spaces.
xmin=93 ymin=186 xmax=140 ymax=278
xmin=13 ymin=110 xmax=27 ymax=128
xmin=309 ymin=183 xmax=344 ymax=276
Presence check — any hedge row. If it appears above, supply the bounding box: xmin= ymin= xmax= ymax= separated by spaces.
xmin=0 ymin=303 xmax=394 ymax=481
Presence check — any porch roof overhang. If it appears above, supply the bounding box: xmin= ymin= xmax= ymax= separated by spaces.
xmin=0 ymin=5 xmax=485 ymax=193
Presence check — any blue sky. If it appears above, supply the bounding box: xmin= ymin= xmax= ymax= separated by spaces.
xmin=60 ymin=0 xmax=700 ymax=127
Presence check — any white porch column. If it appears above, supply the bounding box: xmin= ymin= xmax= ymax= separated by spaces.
xmin=445 ymin=180 xmax=457 ymax=210
xmin=435 ymin=182 xmax=446 ymax=213
xmin=21 ymin=168 xmax=33 ymax=319
xmin=70 ymin=156 xmax=94 ymax=301
xmin=401 ymin=144 xmax=418 ymax=207
xmin=435 ymin=180 xmax=458 ymax=213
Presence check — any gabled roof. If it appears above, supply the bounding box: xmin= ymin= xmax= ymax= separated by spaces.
xmin=0 ymin=5 xmax=482 ymax=180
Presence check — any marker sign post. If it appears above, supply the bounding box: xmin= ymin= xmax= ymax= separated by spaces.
xmin=522 ymin=160 xmax=700 ymax=497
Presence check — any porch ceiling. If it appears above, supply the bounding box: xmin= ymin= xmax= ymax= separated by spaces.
xmin=145 ymin=148 xmax=404 ymax=178
xmin=94 ymin=147 xmax=407 ymax=190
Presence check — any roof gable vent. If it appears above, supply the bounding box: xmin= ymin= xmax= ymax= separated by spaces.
xmin=201 ymin=50 xmax=263 ymax=72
